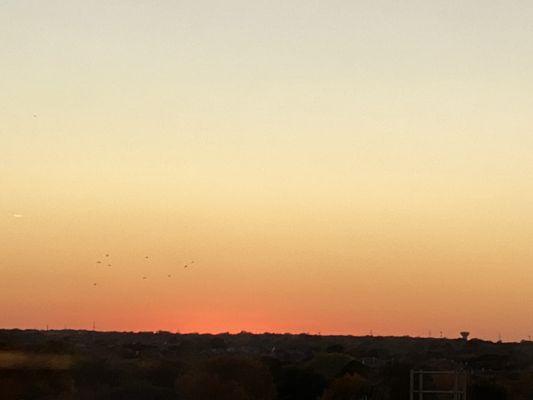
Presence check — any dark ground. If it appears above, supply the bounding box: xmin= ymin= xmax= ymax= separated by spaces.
xmin=0 ymin=329 xmax=532 ymax=399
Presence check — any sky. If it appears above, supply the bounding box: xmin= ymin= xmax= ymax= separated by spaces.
xmin=1 ymin=1 xmax=533 ymax=341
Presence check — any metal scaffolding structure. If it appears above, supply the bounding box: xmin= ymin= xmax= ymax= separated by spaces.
xmin=410 ymin=370 xmax=468 ymax=400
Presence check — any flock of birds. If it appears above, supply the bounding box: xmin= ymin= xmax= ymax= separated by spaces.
xmin=92 ymin=254 xmax=195 ymax=287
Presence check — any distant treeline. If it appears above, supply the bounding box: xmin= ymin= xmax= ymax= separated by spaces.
xmin=0 ymin=329 xmax=532 ymax=399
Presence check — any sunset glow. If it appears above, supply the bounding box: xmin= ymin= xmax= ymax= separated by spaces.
xmin=2 ymin=1 xmax=533 ymax=341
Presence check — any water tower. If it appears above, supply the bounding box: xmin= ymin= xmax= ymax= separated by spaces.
xmin=460 ymin=331 xmax=470 ymax=341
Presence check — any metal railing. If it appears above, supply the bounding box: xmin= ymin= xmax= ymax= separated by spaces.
xmin=410 ymin=370 xmax=468 ymax=400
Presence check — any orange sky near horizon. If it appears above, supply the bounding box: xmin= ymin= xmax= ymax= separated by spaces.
xmin=1 ymin=1 xmax=533 ymax=342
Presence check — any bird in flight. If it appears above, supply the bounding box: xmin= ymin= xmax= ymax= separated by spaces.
xmin=93 ymin=283 xmax=97 ymax=286
xmin=107 ymin=264 xmax=112 ymax=267
xmin=142 ymin=276 xmax=147 ymax=280
xmin=96 ymin=261 xmax=102 ymax=264
xmin=105 ymin=254 xmax=109 ymax=257
xmin=167 ymin=274 xmax=172 ymax=278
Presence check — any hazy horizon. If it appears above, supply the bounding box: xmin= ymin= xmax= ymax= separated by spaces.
xmin=2 ymin=1 xmax=533 ymax=342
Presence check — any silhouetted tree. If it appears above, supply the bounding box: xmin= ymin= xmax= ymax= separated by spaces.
xmin=276 ymin=366 xmax=327 ymax=400
xmin=327 ymin=344 xmax=345 ymax=354
xmin=321 ymin=373 xmax=369 ymax=400
xmin=176 ymin=356 xmax=275 ymax=400
xmin=471 ymin=381 xmax=507 ymax=400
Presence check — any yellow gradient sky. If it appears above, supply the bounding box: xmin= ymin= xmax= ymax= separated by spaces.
xmin=1 ymin=1 xmax=533 ymax=341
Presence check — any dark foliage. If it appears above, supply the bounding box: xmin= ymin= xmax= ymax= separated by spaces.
xmin=0 ymin=330 xmax=532 ymax=400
